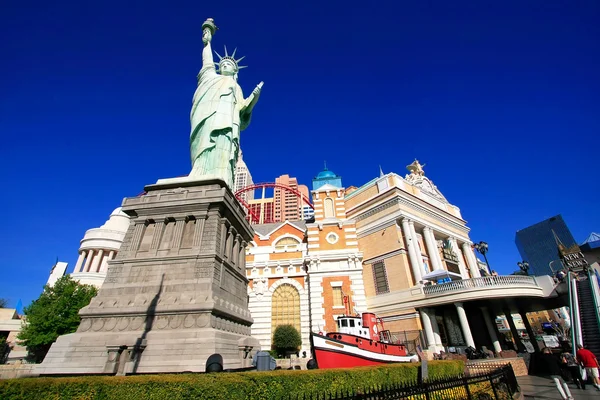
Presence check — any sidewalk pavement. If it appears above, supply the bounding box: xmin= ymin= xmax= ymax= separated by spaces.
xmin=518 ymin=375 xmax=600 ymax=399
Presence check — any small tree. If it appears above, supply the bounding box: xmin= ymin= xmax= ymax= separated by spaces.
xmin=18 ymin=276 xmax=97 ymax=363
xmin=0 ymin=298 xmax=8 ymax=308
xmin=272 ymin=324 xmax=302 ymax=358
xmin=0 ymin=335 xmax=10 ymax=364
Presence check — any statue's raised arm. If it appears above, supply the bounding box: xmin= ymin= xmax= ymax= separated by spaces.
xmin=201 ymin=18 xmax=216 ymax=72
xmin=189 ymin=18 xmax=264 ymax=189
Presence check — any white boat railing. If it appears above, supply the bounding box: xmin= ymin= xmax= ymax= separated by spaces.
xmin=422 ymin=275 xmax=539 ymax=295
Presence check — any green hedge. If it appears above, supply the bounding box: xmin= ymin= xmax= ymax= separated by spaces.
xmin=0 ymin=360 xmax=463 ymax=400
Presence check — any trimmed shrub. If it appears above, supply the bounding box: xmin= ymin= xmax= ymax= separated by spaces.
xmin=0 ymin=361 xmax=463 ymax=400
xmin=272 ymin=324 xmax=302 ymax=356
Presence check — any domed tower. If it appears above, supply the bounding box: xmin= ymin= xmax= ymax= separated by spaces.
xmin=312 ymin=164 xmax=342 ymax=191
xmin=71 ymin=207 xmax=130 ymax=287
xmin=305 ymin=164 xmax=367 ymax=334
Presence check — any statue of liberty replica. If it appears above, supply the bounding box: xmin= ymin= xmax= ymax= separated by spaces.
xmin=37 ymin=19 xmax=261 ymax=376
xmin=189 ymin=18 xmax=263 ymax=188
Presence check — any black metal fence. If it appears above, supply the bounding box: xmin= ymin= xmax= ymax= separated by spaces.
xmin=291 ymin=365 xmax=519 ymax=400
xmin=387 ymin=330 xmax=428 ymax=354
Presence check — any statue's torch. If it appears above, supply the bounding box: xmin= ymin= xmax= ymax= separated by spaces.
xmin=202 ymin=18 xmax=217 ymax=36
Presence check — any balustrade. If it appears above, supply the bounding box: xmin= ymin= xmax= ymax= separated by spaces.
xmin=423 ymin=275 xmax=538 ymax=295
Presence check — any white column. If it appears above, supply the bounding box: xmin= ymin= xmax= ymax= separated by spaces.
xmin=468 ymin=246 xmax=482 ymax=278
xmin=400 ymin=218 xmax=422 ymax=285
xmin=423 ymin=227 xmax=443 ymax=271
xmin=481 ymin=307 xmax=502 ymax=354
xmin=100 ymin=250 xmax=115 ymax=273
xmin=455 ymin=302 xmax=475 ymax=348
xmin=429 ymin=308 xmax=443 ymax=348
xmin=420 ymin=309 xmax=436 ymax=351
xmin=449 ymin=238 xmax=469 ymax=279
xmin=74 ymin=252 xmax=85 ymax=273
xmin=409 ymin=220 xmax=425 ymax=279
xmin=462 ymin=243 xmax=481 ymax=278
xmin=82 ymin=250 xmax=93 ymax=272
xmin=90 ymin=249 xmax=104 ymax=273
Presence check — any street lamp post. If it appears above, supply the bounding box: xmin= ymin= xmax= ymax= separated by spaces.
xmin=474 ymin=241 xmax=491 ymax=273
xmin=517 ymin=261 xmax=530 ymax=276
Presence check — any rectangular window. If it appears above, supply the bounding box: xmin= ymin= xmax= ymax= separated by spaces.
xmin=332 ymin=287 xmax=344 ymax=307
xmin=372 ymin=261 xmax=389 ymax=294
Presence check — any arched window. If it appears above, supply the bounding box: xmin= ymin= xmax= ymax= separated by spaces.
xmin=324 ymin=198 xmax=335 ymax=218
xmin=271 ymin=283 xmax=301 ymax=333
xmin=275 ymin=237 xmax=300 ymax=251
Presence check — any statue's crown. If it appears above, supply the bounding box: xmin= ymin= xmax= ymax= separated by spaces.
xmin=214 ymin=46 xmax=247 ymax=72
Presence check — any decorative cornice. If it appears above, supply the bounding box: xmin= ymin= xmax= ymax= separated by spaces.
xmin=353 ymin=195 xmax=470 ymax=237
xmin=347 ymin=182 xmax=465 ymax=224
xmin=353 ymin=197 xmax=401 ymax=222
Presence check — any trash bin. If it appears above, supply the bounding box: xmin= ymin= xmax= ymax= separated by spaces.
xmin=253 ymin=351 xmax=276 ymax=371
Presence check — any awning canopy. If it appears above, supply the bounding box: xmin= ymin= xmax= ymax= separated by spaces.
xmin=422 ymin=270 xmax=463 ymax=282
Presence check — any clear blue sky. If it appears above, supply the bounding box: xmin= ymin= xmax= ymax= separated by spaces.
xmin=1 ymin=1 xmax=598 ymax=308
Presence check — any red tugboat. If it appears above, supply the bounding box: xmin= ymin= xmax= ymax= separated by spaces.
xmin=310 ymin=312 xmax=419 ymax=369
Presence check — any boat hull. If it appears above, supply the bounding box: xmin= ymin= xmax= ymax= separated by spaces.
xmin=311 ymin=333 xmax=419 ymax=369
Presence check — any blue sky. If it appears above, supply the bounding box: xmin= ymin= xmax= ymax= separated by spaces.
xmin=1 ymin=1 xmax=598 ymax=307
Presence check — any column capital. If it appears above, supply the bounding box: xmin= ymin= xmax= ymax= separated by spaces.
xmin=455 ymin=301 xmax=464 ymax=308
xmin=422 ymin=226 xmax=432 ymax=233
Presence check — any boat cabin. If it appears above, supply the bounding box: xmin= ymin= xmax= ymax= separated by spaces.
xmin=335 ymin=316 xmax=371 ymax=339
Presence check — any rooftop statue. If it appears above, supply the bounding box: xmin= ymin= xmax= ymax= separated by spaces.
xmin=189 ymin=18 xmax=263 ymax=189
xmin=406 ymin=159 xmax=426 ymax=176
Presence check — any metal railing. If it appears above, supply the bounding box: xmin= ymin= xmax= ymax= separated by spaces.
xmin=290 ymin=365 xmax=519 ymax=400
xmin=423 ymin=275 xmax=538 ymax=295
xmin=386 ymin=330 xmax=428 ymax=354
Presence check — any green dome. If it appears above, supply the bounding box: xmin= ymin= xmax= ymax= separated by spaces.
xmin=316 ymin=168 xmax=336 ymax=179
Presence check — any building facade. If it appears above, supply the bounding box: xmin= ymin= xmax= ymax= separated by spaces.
xmin=248 ymin=197 xmax=274 ymax=224
xmin=581 ymin=232 xmax=600 ymax=267
xmin=246 ymin=221 xmax=310 ymax=353
xmin=0 ymin=308 xmax=26 ymax=364
xmin=245 ymin=167 xmax=367 ymax=354
xmin=273 ymin=174 xmax=309 ymax=222
xmin=515 ymin=215 xmax=577 ymax=277
xmin=339 ymin=160 xmax=561 ymax=356
xmin=305 ymin=168 xmax=367 ymax=334
xmin=234 ymin=151 xmax=254 ymax=202
xmin=46 ymin=262 xmax=68 ymax=287
xmin=344 ymin=161 xmax=478 ymax=339
xmin=301 ymin=205 xmax=315 ymax=221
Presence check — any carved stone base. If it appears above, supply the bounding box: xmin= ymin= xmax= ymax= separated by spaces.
xmin=38 ymin=178 xmax=259 ymax=375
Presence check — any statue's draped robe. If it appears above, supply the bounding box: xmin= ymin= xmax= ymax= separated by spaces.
xmin=189 ymin=64 xmax=252 ymax=188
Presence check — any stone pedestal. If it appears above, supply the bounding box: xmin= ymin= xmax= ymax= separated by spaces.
xmin=38 ymin=179 xmax=259 ymax=375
